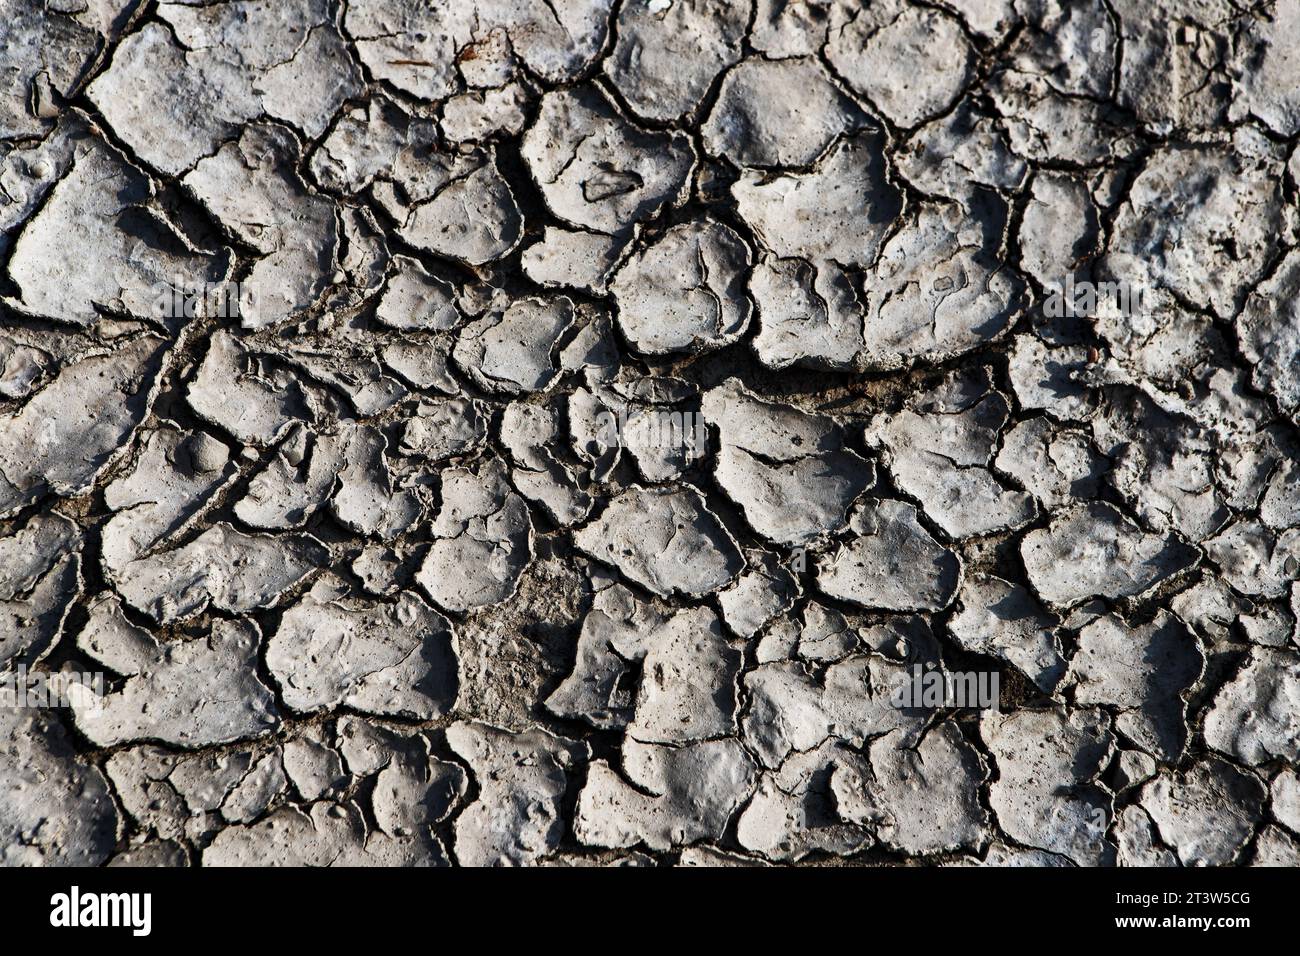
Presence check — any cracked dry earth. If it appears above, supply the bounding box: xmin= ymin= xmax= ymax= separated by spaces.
xmin=3 ymin=0 xmax=1300 ymax=871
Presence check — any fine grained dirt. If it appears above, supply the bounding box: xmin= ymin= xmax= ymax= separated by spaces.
xmin=2 ymin=0 xmax=1299 ymax=868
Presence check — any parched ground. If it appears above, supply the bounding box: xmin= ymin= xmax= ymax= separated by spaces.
xmin=2 ymin=0 xmax=1299 ymax=867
